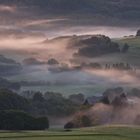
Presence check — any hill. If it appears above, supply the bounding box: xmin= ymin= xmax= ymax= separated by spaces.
xmin=115 ymin=36 xmax=140 ymax=67
xmin=118 ymin=37 xmax=140 ymax=49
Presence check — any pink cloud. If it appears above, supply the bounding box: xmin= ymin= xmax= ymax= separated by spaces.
xmin=0 ymin=5 xmax=16 ymax=13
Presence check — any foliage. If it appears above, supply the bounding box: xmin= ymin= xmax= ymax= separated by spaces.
xmin=0 ymin=89 xmax=30 ymax=111
xmin=136 ymin=29 xmax=140 ymax=36
xmin=32 ymin=92 xmax=79 ymax=116
xmin=69 ymin=93 xmax=85 ymax=105
xmin=0 ymin=110 xmax=49 ymax=130
xmin=74 ymin=36 xmax=120 ymax=57
xmin=121 ymin=43 xmax=130 ymax=53
xmin=0 ymin=89 xmax=79 ymax=117
xmin=69 ymin=114 xmax=92 ymax=128
xmin=64 ymin=122 xmax=74 ymax=129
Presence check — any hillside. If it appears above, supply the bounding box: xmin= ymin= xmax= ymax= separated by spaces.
xmin=118 ymin=37 xmax=140 ymax=49
xmin=115 ymin=36 xmax=140 ymax=67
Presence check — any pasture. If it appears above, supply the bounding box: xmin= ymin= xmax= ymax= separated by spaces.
xmin=0 ymin=125 xmax=139 ymax=140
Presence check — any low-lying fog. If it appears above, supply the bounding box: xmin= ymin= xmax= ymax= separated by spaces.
xmin=0 ymin=26 xmax=137 ymax=61
xmin=0 ymin=25 xmax=139 ymax=95
xmin=45 ymin=26 xmax=137 ymax=39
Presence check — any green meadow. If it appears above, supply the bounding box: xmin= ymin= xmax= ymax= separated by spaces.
xmin=117 ymin=36 xmax=140 ymax=55
xmin=106 ymin=36 xmax=140 ymax=67
xmin=0 ymin=125 xmax=140 ymax=140
xmin=118 ymin=37 xmax=140 ymax=48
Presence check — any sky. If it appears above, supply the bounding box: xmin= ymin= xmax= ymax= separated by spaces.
xmin=0 ymin=0 xmax=139 ymax=39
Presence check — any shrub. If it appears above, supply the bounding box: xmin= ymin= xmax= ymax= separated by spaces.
xmin=64 ymin=122 xmax=74 ymax=129
xmin=0 ymin=110 xmax=49 ymax=130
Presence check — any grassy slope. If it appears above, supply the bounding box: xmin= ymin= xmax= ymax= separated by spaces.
xmin=115 ymin=37 xmax=140 ymax=67
xmin=94 ymin=36 xmax=140 ymax=67
xmin=87 ymin=36 xmax=140 ymax=67
xmin=0 ymin=126 xmax=140 ymax=140
xmin=118 ymin=37 xmax=140 ymax=53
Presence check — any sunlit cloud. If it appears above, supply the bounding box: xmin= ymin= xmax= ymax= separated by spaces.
xmin=22 ymin=18 xmax=68 ymax=27
xmin=0 ymin=5 xmax=16 ymax=13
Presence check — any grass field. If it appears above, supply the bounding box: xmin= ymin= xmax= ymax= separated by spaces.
xmin=118 ymin=37 xmax=140 ymax=48
xmin=117 ymin=36 xmax=140 ymax=56
xmin=0 ymin=125 xmax=140 ymax=140
xmin=112 ymin=36 xmax=140 ymax=67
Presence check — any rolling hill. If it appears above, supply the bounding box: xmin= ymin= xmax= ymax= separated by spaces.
xmin=115 ymin=36 xmax=140 ymax=67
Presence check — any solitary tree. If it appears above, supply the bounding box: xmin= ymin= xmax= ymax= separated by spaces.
xmin=136 ymin=29 xmax=140 ymax=37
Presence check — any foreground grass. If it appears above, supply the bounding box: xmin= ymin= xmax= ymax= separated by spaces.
xmin=0 ymin=125 xmax=140 ymax=140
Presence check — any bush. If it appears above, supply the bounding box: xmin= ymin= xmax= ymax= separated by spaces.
xmin=80 ymin=115 xmax=91 ymax=127
xmin=0 ymin=110 xmax=49 ymax=130
xmin=64 ymin=122 xmax=74 ymax=129
xmin=0 ymin=89 xmax=31 ymax=111
xmin=65 ymin=115 xmax=92 ymax=129
xmin=136 ymin=30 xmax=140 ymax=36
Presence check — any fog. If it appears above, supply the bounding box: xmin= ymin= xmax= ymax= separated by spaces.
xmin=0 ymin=25 xmax=138 ymax=62
xmin=83 ymin=97 xmax=140 ymax=125
xmin=51 ymin=95 xmax=140 ymax=127
xmin=86 ymin=69 xmax=140 ymax=86
xmin=0 ymin=25 xmax=140 ymax=95
xmin=44 ymin=26 xmax=137 ymax=39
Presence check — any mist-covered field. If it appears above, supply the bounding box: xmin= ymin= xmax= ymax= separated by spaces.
xmin=0 ymin=33 xmax=138 ymax=97
xmin=20 ymin=85 xmax=107 ymax=97
xmin=3 ymin=34 xmax=139 ymax=96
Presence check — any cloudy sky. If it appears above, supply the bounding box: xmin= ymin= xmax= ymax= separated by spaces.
xmin=0 ymin=0 xmax=140 ymax=39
